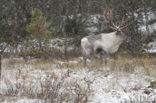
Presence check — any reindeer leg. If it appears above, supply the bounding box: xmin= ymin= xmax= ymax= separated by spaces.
xmin=100 ymin=53 xmax=103 ymax=65
xmin=104 ymin=53 xmax=108 ymax=66
xmin=83 ymin=56 xmax=87 ymax=66
xmin=112 ymin=53 xmax=117 ymax=60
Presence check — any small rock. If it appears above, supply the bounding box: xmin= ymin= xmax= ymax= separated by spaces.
xmin=144 ymin=89 xmax=151 ymax=95
xmin=148 ymin=80 xmax=156 ymax=89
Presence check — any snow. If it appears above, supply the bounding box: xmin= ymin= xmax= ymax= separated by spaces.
xmin=87 ymin=26 xmax=98 ymax=33
xmin=1 ymin=58 xmax=156 ymax=103
xmin=145 ymin=41 xmax=156 ymax=53
xmin=90 ymin=72 xmax=155 ymax=103
xmin=139 ymin=23 xmax=156 ymax=33
xmin=58 ymin=60 xmax=78 ymax=65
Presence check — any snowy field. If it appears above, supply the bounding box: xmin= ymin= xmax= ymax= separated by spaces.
xmin=0 ymin=57 xmax=156 ymax=103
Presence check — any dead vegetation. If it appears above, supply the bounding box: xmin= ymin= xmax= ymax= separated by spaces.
xmin=0 ymin=54 xmax=156 ymax=103
xmin=1 ymin=69 xmax=93 ymax=103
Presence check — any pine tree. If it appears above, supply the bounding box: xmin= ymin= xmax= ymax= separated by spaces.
xmin=26 ymin=8 xmax=51 ymax=57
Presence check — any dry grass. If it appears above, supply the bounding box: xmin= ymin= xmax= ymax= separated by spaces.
xmin=107 ymin=54 xmax=156 ymax=76
xmin=1 ymin=69 xmax=93 ymax=103
xmin=1 ymin=54 xmax=156 ymax=103
xmin=3 ymin=54 xmax=156 ymax=76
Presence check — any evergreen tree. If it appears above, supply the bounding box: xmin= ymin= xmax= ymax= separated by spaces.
xmin=26 ymin=8 xmax=51 ymax=57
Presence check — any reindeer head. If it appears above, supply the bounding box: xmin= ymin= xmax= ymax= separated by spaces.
xmin=101 ymin=9 xmax=129 ymax=40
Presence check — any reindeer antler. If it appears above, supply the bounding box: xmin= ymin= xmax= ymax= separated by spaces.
xmin=101 ymin=9 xmax=117 ymax=30
xmin=102 ymin=9 xmax=109 ymax=23
xmin=119 ymin=14 xmax=129 ymax=29
xmin=102 ymin=9 xmax=129 ymax=31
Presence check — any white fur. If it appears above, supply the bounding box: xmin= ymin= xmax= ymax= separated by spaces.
xmin=81 ymin=38 xmax=91 ymax=56
xmin=95 ymin=31 xmax=123 ymax=53
xmin=81 ymin=31 xmax=124 ymax=57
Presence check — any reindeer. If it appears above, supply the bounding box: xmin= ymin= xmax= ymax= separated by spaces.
xmin=81 ymin=9 xmax=129 ymax=66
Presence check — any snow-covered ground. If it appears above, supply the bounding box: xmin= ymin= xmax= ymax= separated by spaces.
xmin=145 ymin=41 xmax=156 ymax=53
xmin=1 ymin=58 xmax=156 ymax=103
xmin=2 ymin=38 xmax=75 ymax=53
